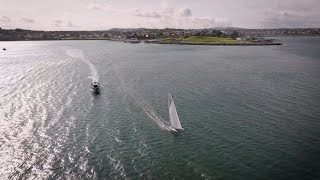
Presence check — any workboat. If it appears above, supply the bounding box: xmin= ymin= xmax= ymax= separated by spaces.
xmin=168 ymin=92 xmax=183 ymax=131
xmin=128 ymin=39 xmax=141 ymax=43
xmin=91 ymin=82 xmax=100 ymax=91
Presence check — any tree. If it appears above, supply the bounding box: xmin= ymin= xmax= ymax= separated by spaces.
xmin=230 ymin=31 xmax=239 ymax=39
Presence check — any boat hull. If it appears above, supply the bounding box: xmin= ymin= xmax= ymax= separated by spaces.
xmin=168 ymin=126 xmax=178 ymax=132
xmin=91 ymin=82 xmax=100 ymax=91
xmin=91 ymin=87 xmax=100 ymax=91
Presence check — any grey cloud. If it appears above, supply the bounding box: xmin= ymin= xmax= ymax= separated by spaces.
xmin=88 ymin=3 xmax=105 ymax=11
xmin=21 ymin=18 xmax=35 ymax=23
xmin=272 ymin=0 xmax=320 ymax=12
xmin=0 ymin=16 xmax=11 ymax=22
xmin=67 ymin=21 xmax=80 ymax=28
xmin=193 ymin=17 xmax=232 ymax=28
xmin=261 ymin=10 xmax=320 ymax=28
xmin=132 ymin=7 xmax=231 ymax=28
xmin=251 ymin=0 xmax=320 ymax=28
xmin=53 ymin=20 xmax=62 ymax=24
xmin=87 ymin=3 xmax=128 ymax=14
xmin=52 ymin=19 xmax=63 ymax=27
xmin=161 ymin=8 xmax=175 ymax=16
xmin=51 ymin=19 xmax=81 ymax=29
xmin=155 ymin=15 xmax=231 ymax=29
xmin=132 ymin=9 xmax=161 ymax=18
xmin=2 ymin=0 xmax=320 ymax=30
xmin=192 ymin=17 xmax=215 ymax=28
xmin=132 ymin=8 xmax=190 ymax=18
xmin=215 ymin=17 xmax=232 ymax=27
xmin=178 ymin=8 xmax=192 ymax=17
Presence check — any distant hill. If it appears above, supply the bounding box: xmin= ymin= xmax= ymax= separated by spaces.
xmin=108 ymin=28 xmax=191 ymax=32
xmin=108 ymin=28 xmax=147 ymax=32
xmin=107 ymin=27 xmax=248 ymax=32
xmin=210 ymin=27 xmax=248 ymax=30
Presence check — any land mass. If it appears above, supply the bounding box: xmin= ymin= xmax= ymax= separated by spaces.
xmin=150 ymin=36 xmax=281 ymax=46
xmin=1 ymin=27 xmax=319 ymax=45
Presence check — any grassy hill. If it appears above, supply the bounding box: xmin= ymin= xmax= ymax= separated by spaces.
xmin=160 ymin=36 xmax=239 ymax=44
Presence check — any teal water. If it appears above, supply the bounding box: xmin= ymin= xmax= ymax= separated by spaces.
xmin=0 ymin=37 xmax=319 ymax=179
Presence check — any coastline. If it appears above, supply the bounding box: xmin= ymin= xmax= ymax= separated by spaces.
xmin=0 ymin=38 xmax=282 ymax=46
xmin=1 ymin=28 xmax=318 ymax=46
xmin=150 ymin=41 xmax=282 ymax=46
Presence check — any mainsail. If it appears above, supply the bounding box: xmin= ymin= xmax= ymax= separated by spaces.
xmin=168 ymin=92 xmax=183 ymax=130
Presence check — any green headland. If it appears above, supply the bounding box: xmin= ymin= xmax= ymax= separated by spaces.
xmin=156 ymin=36 xmax=281 ymax=45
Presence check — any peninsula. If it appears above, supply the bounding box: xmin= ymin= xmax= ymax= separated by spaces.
xmin=147 ymin=36 xmax=281 ymax=46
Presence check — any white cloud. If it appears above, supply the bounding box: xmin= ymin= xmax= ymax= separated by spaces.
xmin=21 ymin=18 xmax=35 ymax=23
xmin=1 ymin=0 xmax=319 ymax=30
xmin=88 ymin=3 xmax=107 ymax=11
xmin=132 ymin=9 xmax=161 ymax=18
xmin=67 ymin=21 xmax=79 ymax=28
xmin=160 ymin=8 xmax=175 ymax=17
xmin=261 ymin=10 xmax=320 ymax=28
xmin=52 ymin=19 xmax=63 ymax=27
xmin=215 ymin=17 xmax=232 ymax=27
xmin=246 ymin=0 xmax=320 ymax=28
xmin=131 ymin=7 xmax=231 ymax=28
xmin=0 ymin=15 xmax=11 ymax=22
xmin=50 ymin=19 xmax=81 ymax=29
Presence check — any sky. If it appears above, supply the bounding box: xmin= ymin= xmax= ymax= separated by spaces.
xmin=0 ymin=0 xmax=319 ymax=30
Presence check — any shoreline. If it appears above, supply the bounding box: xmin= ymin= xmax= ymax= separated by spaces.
xmin=0 ymin=39 xmax=283 ymax=46
xmin=151 ymin=41 xmax=282 ymax=46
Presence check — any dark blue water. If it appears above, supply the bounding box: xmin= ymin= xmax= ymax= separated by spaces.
xmin=0 ymin=37 xmax=319 ymax=179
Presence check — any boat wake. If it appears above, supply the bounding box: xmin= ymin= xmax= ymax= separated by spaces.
xmin=65 ymin=49 xmax=99 ymax=82
xmin=111 ymin=65 xmax=174 ymax=132
xmin=127 ymin=90 xmax=174 ymax=132
xmin=141 ymin=104 xmax=175 ymax=132
xmin=144 ymin=108 xmax=177 ymax=132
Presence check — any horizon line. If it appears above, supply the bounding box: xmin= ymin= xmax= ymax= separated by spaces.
xmin=1 ymin=27 xmax=319 ymax=32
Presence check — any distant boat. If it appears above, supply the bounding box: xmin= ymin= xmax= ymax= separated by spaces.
xmin=168 ymin=92 xmax=183 ymax=131
xmin=128 ymin=39 xmax=141 ymax=43
xmin=3 ymin=48 xmax=6 ymax=51
xmin=91 ymin=81 xmax=100 ymax=91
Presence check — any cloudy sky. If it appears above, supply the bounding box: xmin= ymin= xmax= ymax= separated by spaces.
xmin=0 ymin=0 xmax=319 ymax=30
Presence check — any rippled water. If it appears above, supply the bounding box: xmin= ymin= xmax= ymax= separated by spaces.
xmin=0 ymin=37 xmax=320 ymax=179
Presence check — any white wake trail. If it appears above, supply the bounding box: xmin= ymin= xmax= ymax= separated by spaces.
xmin=112 ymin=65 xmax=174 ymax=132
xmin=66 ymin=49 xmax=99 ymax=82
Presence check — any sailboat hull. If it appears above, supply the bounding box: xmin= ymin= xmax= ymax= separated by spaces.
xmin=168 ymin=126 xmax=178 ymax=132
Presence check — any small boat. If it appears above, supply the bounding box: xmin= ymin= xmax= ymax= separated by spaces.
xmin=168 ymin=92 xmax=183 ymax=131
xmin=3 ymin=48 xmax=6 ymax=51
xmin=128 ymin=39 xmax=141 ymax=43
xmin=91 ymin=82 xmax=100 ymax=91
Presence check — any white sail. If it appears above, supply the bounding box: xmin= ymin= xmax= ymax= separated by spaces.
xmin=168 ymin=93 xmax=183 ymax=130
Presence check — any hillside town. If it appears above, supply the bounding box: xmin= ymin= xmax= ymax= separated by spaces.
xmin=0 ymin=27 xmax=319 ymax=42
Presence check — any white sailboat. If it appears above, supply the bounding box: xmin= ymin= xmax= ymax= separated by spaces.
xmin=168 ymin=92 xmax=183 ymax=131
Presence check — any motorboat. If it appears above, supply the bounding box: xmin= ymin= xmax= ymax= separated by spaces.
xmin=128 ymin=39 xmax=141 ymax=43
xmin=91 ymin=82 xmax=100 ymax=91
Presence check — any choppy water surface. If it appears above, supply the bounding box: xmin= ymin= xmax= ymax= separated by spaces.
xmin=0 ymin=37 xmax=319 ymax=179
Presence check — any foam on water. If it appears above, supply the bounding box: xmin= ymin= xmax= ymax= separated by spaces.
xmin=66 ymin=49 xmax=99 ymax=82
xmin=111 ymin=63 xmax=173 ymax=131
